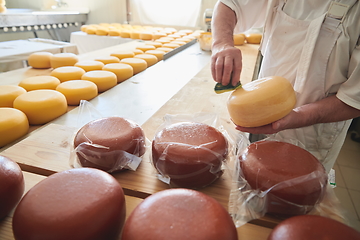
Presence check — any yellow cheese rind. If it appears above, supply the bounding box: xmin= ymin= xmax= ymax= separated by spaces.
xmin=50 ymin=53 xmax=79 ymax=69
xmin=81 ymin=70 xmax=117 ymax=92
xmin=233 ymin=34 xmax=246 ymax=46
xmin=56 ymin=80 xmax=98 ymax=105
xmin=102 ymin=63 xmax=134 ymax=83
xmin=245 ymin=33 xmax=262 ymax=44
xmin=75 ymin=60 xmax=105 ymax=72
xmin=227 ymin=76 xmax=296 ymax=127
xmin=50 ymin=66 xmax=86 ymax=82
xmin=18 ymin=76 xmax=60 ymax=91
xmin=28 ymin=52 xmax=53 ymax=69
xmin=120 ymin=58 xmax=147 ymax=75
xmin=0 ymin=108 xmax=29 ymax=147
xmin=13 ymin=89 xmax=67 ymax=125
xmin=0 ymin=85 xmax=27 ymax=107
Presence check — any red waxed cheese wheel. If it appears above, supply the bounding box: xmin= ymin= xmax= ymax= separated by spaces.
xmin=151 ymin=122 xmax=228 ymax=188
xmin=121 ymin=188 xmax=238 ymax=240
xmin=267 ymin=215 xmax=360 ymax=240
xmin=74 ymin=117 xmax=146 ymax=172
xmin=12 ymin=168 xmax=126 ymax=240
xmin=239 ymin=140 xmax=327 ymax=216
xmin=0 ymin=156 xmax=24 ymax=220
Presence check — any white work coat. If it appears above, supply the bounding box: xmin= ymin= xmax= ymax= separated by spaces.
xmin=221 ymin=0 xmax=360 ymax=173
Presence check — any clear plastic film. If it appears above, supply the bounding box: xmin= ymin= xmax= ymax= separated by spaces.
xmin=229 ymin=138 xmax=348 ymax=228
xmin=69 ymin=100 xmax=149 ymax=173
xmin=151 ymin=112 xmax=249 ymax=189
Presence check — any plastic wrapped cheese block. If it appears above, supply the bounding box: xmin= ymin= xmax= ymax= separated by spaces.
xmin=0 ymin=156 xmax=24 ymax=220
xmin=267 ymin=215 xmax=360 ymax=240
xmin=121 ymin=188 xmax=238 ymax=240
xmin=120 ymin=58 xmax=147 ymax=75
xmin=0 ymin=108 xmax=29 ymax=147
xmin=27 ymin=52 xmax=53 ymax=69
xmin=13 ymin=90 xmax=67 ymax=125
xmin=0 ymin=85 xmax=26 ymax=107
xmin=239 ymin=140 xmax=327 ymax=216
xmin=73 ymin=117 xmax=146 ymax=172
xmin=12 ymin=168 xmax=126 ymax=240
xmin=56 ymin=80 xmax=98 ymax=105
xmin=50 ymin=53 xmax=78 ymax=69
xmin=152 ymin=122 xmax=228 ymax=188
xmin=227 ymin=76 xmax=296 ymax=127
xmin=81 ymin=70 xmax=117 ymax=92
xmin=102 ymin=63 xmax=134 ymax=83
xmin=18 ymin=76 xmax=60 ymax=91
xmin=50 ymin=66 xmax=86 ymax=82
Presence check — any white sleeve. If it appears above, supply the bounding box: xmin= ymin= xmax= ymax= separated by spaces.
xmin=220 ymin=0 xmax=268 ymax=33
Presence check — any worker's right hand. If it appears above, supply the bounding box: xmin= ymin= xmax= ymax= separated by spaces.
xmin=211 ymin=44 xmax=242 ymax=86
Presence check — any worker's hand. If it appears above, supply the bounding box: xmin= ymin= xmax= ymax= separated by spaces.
xmin=211 ymin=44 xmax=242 ymax=86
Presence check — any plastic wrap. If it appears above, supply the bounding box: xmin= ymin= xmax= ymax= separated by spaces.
xmin=150 ymin=113 xmax=248 ymax=189
xmin=69 ymin=100 xmax=148 ymax=173
xmin=229 ymin=138 xmax=347 ymax=227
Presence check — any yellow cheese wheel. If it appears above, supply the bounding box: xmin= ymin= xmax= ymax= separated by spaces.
xmin=153 ymin=32 xmax=167 ymax=40
xmin=75 ymin=60 xmax=105 ymax=72
xmin=94 ymin=56 xmax=120 ymax=65
xmin=81 ymin=70 xmax=117 ymax=92
xmin=28 ymin=52 xmax=53 ymax=69
xmin=56 ymin=80 xmax=98 ymax=106
xmin=95 ymin=27 xmax=108 ymax=36
xmin=13 ymin=90 xmax=67 ymax=125
xmin=155 ymin=39 xmax=171 ymax=45
xmin=227 ymin=76 xmax=296 ymax=127
xmin=0 ymin=5 xmax=7 ymax=13
xmin=0 ymin=108 xmax=29 ymax=147
xmin=167 ymin=34 xmax=181 ymax=39
xmin=0 ymin=85 xmax=27 ymax=107
xmin=50 ymin=66 xmax=86 ymax=82
xmin=182 ymin=35 xmax=196 ymax=41
xmin=130 ymin=31 xmax=141 ymax=39
xmin=110 ymin=51 xmax=135 ymax=60
xmin=233 ymin=34 xmax=246 ymax=46
xmin=18 ymin=76 xmax=60 ymax=91
xmin=245 ymin=33 xmax=262 ymax=44
xmin=145 ymin=50 xmax=165 ymax=61
xmin=178 ymin=37 xmax=192 ymax=43
xmin=85 ymin=27 xmax=97 ymax=35
xmin=144 ymin=41 xmax=162 ymax=48
xmin=108 ymin=29 xmax=121 ymax=36
xmin=162 ymin=43 xmax=180 ymax=49
xmin=102 ymin=63 xmax=134 ymax=83
xmin=50 ymin=53 xmax=79 ymax=69
xmin=156 ymin=47 xmax=173 ymax=53
xmin=80 ymin=25 xmax=88 ymax=32
xmin=136 ymin=45 xmax=156 ymax=52
xmin=134 ymin=54 xmax=158 ymax=67
xmin=120 ymin=31 xmax=131 ymax=38
xmin=171 ymin=40 xmax=186 ymax=46
xmin=132 ymin=49 xmax=144 ymax=55
xmin=179 ymin=29 xmax=193 ymax=35
xmin=140 ymin=32 xmax=153 ymax=40
xmin=120 ymin=58 xmax=147 ymax=75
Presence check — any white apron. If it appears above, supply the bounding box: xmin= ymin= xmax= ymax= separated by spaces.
xmin=258 ymin=0 xmax=357 ymax=173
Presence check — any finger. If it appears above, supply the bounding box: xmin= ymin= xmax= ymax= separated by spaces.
xmin=214 ymin=57 xmax=224 ymax=83
xmin=231 ymin=52 xmax=242 ymax=86
xmin=221 ymin=56 xmax=234 ymax=85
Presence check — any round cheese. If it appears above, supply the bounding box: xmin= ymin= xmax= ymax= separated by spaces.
xmin=121 ymin=188 xmax=238 ymax=240
xmin=145 ymin=50 xmax=165 ymax=61
xmin=120 ymin=31 xmax=131 ymax=38
xmin=0 ymin=108 xmax=29 ymax=147
xmin=162 ymin=43 xmax=180 ymax=49
xmin=239 ymin=140 xmax=327 ymax=216
xmin=27 ymin=52 xmax=53 ymax=69
xmin=233 ymin=33 xmax=246 ymax=46
xmin=85 ymin=27 xmax=97 ymax=35
xmin=153 ymin=32 xmax=167 ymax=40
xmin=13 ymin=89 xmax=67 ymax=125
xmin=245 ymin=33 xmax=262 ymax=44
xmin=227 ymin=76 xmax=296 ymax=127
xmin=268 ymin=215 xmax=360 ymax=240
xmin=156 ymin=47 xmax=173 ymax=53
xmin=140 ymin=31 xmax=153 ymax=40
xmin=120 ymin=58 xmax=147 ymax=75
xmin=110 ymin=50 xmax=135 ymax=60
xmin=167 ymin=34 xmax=181 ymax=39
xmin=130 ymin=31 xmax=141 ymax=39
xmin=179 ymin=29 xmax=193 ymax=35
xmin=12 ymin=168 xmax=126 ymax=240
xmin=144 ymin=41 xmax=162 ymax=48
xmin=0 ymin=85 xmax=27 ymax=107
xmin=171 ymin=40 xmax=186 ymax=46
xmin=56 ymin=80 xmax=98 ymax=105
xmin=134 ymin=54 xmax=158 ymax=67
xmin=50 ymin=66 xmax=86 ymax=82
xmin=108 ymin=29 xmax=121 ymax=36
xmin=50 ymin=53 xmax=78 ymax=69
xmin=18 ymin=76 xmax=60 ymax=91
xmin=155 ymin=38 xmax=171 ymax=44
xmin=178 ymin=37 xmax=192 ymax=43
xmin=95 ymin=27 xmax=108 ymax=36
xmin=75 ymin=60 xmax=105 ymax=72
xmin=94 ymin=56 xmax=120 ymax=65
xmin=81 ymin=70 xmax=117 ymax=92
xmin=74 ymin=117 xmax=146 ymax=172
xmin=102 ymin=63 xmax=134 ymax=83
xmin=152 ymin=122 xmax=228 ymax=188
xmin=136 ymin=45 xmax=156 ymax=52
xmin=0 ymin=156 xmax=24 ymax=220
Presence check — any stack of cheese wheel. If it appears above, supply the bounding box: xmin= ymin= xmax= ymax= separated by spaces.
xmin=0 ymin=85 xmax=26 ymax=107
xmin=0 ymin=108 xmax=29 ymax=147
xmin=12 ymin=168 xmax=126 ymax=240
xmin=0 ymin=156 xmax=24 ymax=220
xmin=227 ymin=76 xmax=296 ymax=127
xmin=151 ymin=122 xmax=228 ymax=189
xmin=28 ymin=52 xmax=53 ymax=69
xmin=73 ymin=117 xmax=146 ymax=172
xmin=121 ymin=188 xmax=238 ymax=240
xmin=267 ymin=215 xmax=360 ymax=240
xmin=239 ymin=140 xmax=327 ymax=216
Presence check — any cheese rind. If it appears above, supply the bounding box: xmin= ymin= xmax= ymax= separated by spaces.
xmin=75 ymin=60 xmax=105 ymax=72
xmin=103 ymin=63 xmax=134 ymax=83
xmin=50 ymin=53 xmax=79 ymax=69
xmin=50 ymin=66 xmax=86 ymax=82
xmin=56 ymin=80 xmax=98 ymax=105
xmin=0 ymin=108 xmax=29 ymax=147
xmin=13 ymin=89 xmax=67 ymax=125
xmin=81 ymin=70 xmax=117 ymax=92
xmin=120 ymin=58 xmax=147 ymax=75
xmin=28 ymin=52 xmax=53 ymax=69
xmin=134 ymin=54 xmax=158 ymax=67
xmin=0 ymin=85 xmax=27 ymax=107
xmin=18 ymin=76 xmax=60 ymax=91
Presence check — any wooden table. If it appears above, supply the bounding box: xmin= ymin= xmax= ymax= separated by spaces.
xmin=0 ymin=41 xmax=275 ymax=239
